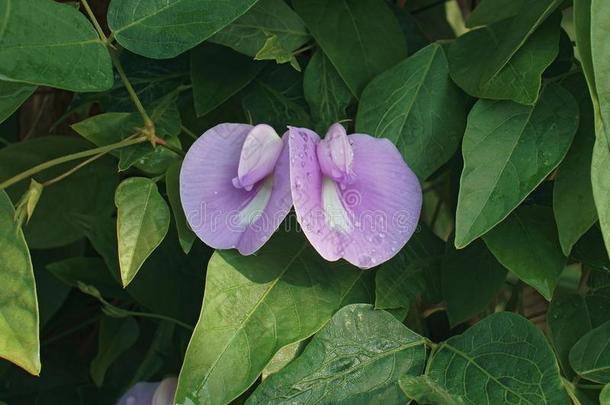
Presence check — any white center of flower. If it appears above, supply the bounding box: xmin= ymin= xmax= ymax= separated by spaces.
xmin=238 ymin=175 xmax=274 ymax=226
xmin=321 ymin=177 xmax=352 ymax=233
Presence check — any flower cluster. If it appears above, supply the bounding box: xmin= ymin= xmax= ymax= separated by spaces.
xmin=180 ymin=123 xmax=422 ymax=268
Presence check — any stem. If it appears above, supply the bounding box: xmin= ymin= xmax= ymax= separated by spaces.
xmin=181 ymin=125 xmax=198 ymax=140
xmin=42 ymin=316 xmax=100 ymax=346
xmin=110 ymin=50 xmax=154 ymax=131
xmin=0 ymin=136 xmax=147 ymax=190
xmin=124 ymin=310 xmax=194 ymax=331
xmin=79 ymin=0 xmax=109 ymax=44
xmin=42 ymin=153 xmax=105 ymax=187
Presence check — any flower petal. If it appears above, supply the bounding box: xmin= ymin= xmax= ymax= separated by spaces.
xmin=234 ymin=124 xmax=283 ymax=191
xmin=152 ymin=377 xmax=177 ymax=405
xmin=116 ymin=382 xmax=158 ymax=405
xmin=289 ymin=127 xmax=422 ymax=268
xmin=180 ymin=123 xmax=292 ymax=254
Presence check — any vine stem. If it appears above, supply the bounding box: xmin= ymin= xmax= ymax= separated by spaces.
xmin=0 ymin=136 xmax=147 ymax=191
xmin=80 ymin=0 xmax=109 ymax=44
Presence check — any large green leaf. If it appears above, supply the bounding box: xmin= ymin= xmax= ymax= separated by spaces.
xmin=591 ymin=0 xmax=610 ymax=146
xmin=107 ymin=0 xmax=259 ymax=59
xmin=241 ymin=64 xmax=311 ymax=131
xmin=174 ymin=230 xmax=364 ymax=405
xmin=304 ymin=51 xmax=353 ymax=134
xmin=90 ymin=316 xmax=140 ymax=386
xmin=0 ymin=0 xmax=112 ymax=91
xmin=248 ymin=304 xmax=426 ymax=404
xmin=553 ymin=74 xmax=597 ymax=256
xmin=465 ymin=0 xmax=524 ymax=28
xmin=400 ymin=375 xmax=465 ymax=405
xmin=357 ymin=43 xmax=467 ymax=180
xmin=0 ymin=82 xmax=35 ymax=125
xmin=548 ymin=287 xmax=610 ymax=378
xmin=191 ymin=44 xmax=264 ymax=117
xmin=375 ymin=225 xmax=445 ymax=311
xmin=441 ymin=240 xmax=506 ymax=327
xmin=426 ymin=312 xmax=570 ymax=405
xmin=293 ymin=0 xmax=406 ymax=97
xmin=165 ymin=161 xmax=196 ymax=254
xmin=570 ymin=319 xmax=610 ymax=384
xmin=115 ymin=177 xmax=170 ymax=287
xmin=210 ymin=0 xmax=310 ymax=66
xmin=592 ymin=136 xmax=610 ymax=259
xmin=483 ymin=205 xmax=565 ymax=300
xmin=0 ymin=137 xmax=119 ymax=249
xmin=455 ymin=83 xmax=578 ymax=248
xmin=0 ymin=190 xmax=39 ymax=375
xmin=448 ymin=3 xmax=561 ymax=105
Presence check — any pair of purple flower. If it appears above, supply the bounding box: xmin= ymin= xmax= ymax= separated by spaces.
xmin=180 ymin=123 xmax=422 ymax=268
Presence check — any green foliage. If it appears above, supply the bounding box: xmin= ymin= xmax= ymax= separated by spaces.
xmin=1 ymin=0 xmax=610 ymax=403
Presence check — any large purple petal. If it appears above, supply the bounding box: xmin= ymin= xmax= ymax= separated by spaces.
xmin=180 ymin=123 xmax=292 ymax=255
xmin=289 ymin=127 xmax=422 ymax=268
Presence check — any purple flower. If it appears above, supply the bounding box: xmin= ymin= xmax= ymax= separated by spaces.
xmin=116 ymin=377 xmax=177 ymax=405
xmin=180 ymin=123 xmax=292 ymax=254
xmin=288 ymin=123 xmax=422 ymax=269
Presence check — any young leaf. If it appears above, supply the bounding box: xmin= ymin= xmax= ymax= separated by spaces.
xmin=0 ymin=190 xmax=40 ymax=376
xmin=303 ymin=51 xmax=353 ymax=134
xmin=90 ymin=316 xmax=140 ymax=386
xmin=455 ymin=83 xmax=578 ymax=248
xmin=0 ymin=0 xmax=112 ymax=91
xmin=210 ymin=0 xmax=310 ymax=64
xmin=191 ymin=44 xmax=265 ymax=117
xmin=357 ymin=43 xmax=468 ymax=180
xmin=115 ymin=178 xmax=170 ymax=287
xmin=441 ymin=240 xmax=507 ymax=327
xmin=165 ymin=161 xmax=196 ymax=254
xmin=0 ymin=137 xmax=119 ymax=249
xmin=248 ymin=304 xmax=426 ymax=404
xmin=0 ymin=82 xmax=35 ymax=125
xmin=293 ymin=0 xmax=407 ymax=97
xmin=448 ymin=3 xmax=562 ymax=105
xmin=483 ymin=205 xmax=565 ymax=300
xmin=174 ymin=230 xmax=365 ymax=405
xmin=375 ymin=225 xmax=444 ymax=311
xmin=107 ymin=0 xmax=259 ymax=59
xmin=553 ymin=74 xmax=597 ymax=256
xmin=570 ymin=319 xmax=610 ymax=384
xmin=426 ymin=312 xmax=570 ymax=405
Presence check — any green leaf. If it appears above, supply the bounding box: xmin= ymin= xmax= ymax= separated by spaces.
xmin=548 ymin=288 xmax=610 ymax=378
xmin=441 ymin=240 xmax=506 ymax=327
xmin=72 ymin=102 xmax=182 ymax=174
xmin=165 ymin=161 xmax=196 ymax=254
xmin=553 ymin=74 xmax=597 ymax=256
xmin=455 ymin=83 xmax=578 ymax=248
xmin=261 ymin=341 xmax=306 ymax=380
xmin=0 ymin=82 xmax=35 ymax=125
xmin=293 ymin=0 xmax=407 ymax=97
xmin=601 ymin=384 xmax=610 ymax=405
xmin=242 ymin=64 xmax=311 ymax=131
xmin=0 ymin=190 xmax=39 ymax=375
xmin=375 ymin=225 xmax=444 ymax=310
xmin=0 ymin=137 xmax=119 ymax=249
xmin=426 ymin=312 xmax=570 ymax=405
xmin=399 ymin=375 xmax=465 ymax=405
xmin=248 ymin=304 xmax=426 ymax=404
xmin=466 ymin=0 xmax=524 ymax=28
xmin=0 ymin=0 xmax=112 ymax=91
xmin=107 ymin=0 xmax=259 ymax=59
xmin=191 ymin=44 xmax=265 ymax=117
xmin=592 ymin=135 xmax=610 ymax=258
xmin=115 ymin=177 xmax=170 ymax=287
xmin=483 ymin=205 xmax=565 ymax=300
xmin=211 ymin=0 xmax=310 ymax=64
xmin=357 ymin=43 xmax=467 ymax=180
xmin=448 ymin=3 xmax=561 ymax=105
xmin=174 ymin=230 xmax=364 ymax=405
xmin=304 ymin=51 xmax=353 ymax=134
xmin=90 ymin=316 xmax=139 ymax=386
xmin=570 ymin=319 xmax=610 ymax=384
xmin=46 ymin=257 xmax=126 ymax=300
xmin=591 ymin=0 xmax=610 ymax=147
